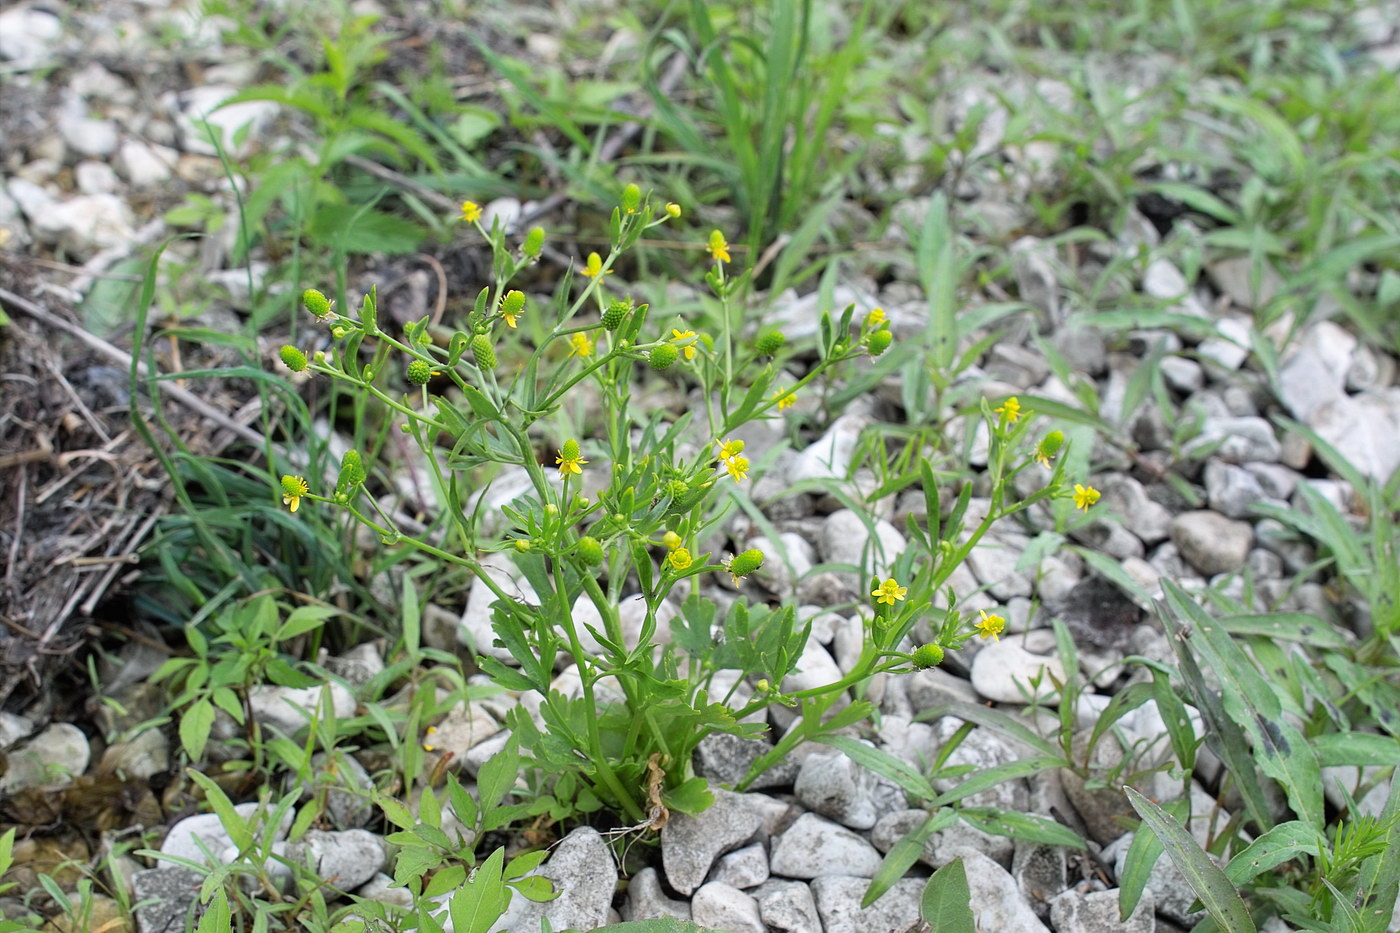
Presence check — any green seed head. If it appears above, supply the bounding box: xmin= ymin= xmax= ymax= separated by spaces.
xmin=501 ymin=290 xmax=526 ymax=316
xmin=406 ymin=359 xmax=433 ymax=386
xmin=601 ymin=299 xmax=631 ymax=331
xmin=522 ymin=226 xmax=545 ymax=258
xmin=470 ymin=334 xmax=496 ymax=370
xmin=754 ymin=331 xmax=786 ymax=356
xmin=279 ymin=345 xmax=308 ymax=372
xmin=576 ymin=536 xmax=604 ymax=566
xmin=621 ymin=183 xmax=642 ymax=214
xmin=334 ymin=450 xmax=366 ymax=502
xmin=867 ymin=329 xmax=893 ymax=357
xmin=561 ymin=438 xmax=581 ymax=461
xmin=649 ymin=344 xmax=679 ymax=370
xmin=302 ymin=288 xmax=332 ymax=318
xmin=726 ymin=549 xmax=764 ymax=579
xmin=912 ymin=644 xmax=945 ymax=669
xmin=1039 ymin=430 xmax=1065 ymax=457
xmin=666 ymin=479 xmax=689 ymax=500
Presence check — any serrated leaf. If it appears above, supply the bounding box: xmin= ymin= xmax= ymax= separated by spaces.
xmin=449 ymin=847 xmax=508 ymax=933
xmin=1126 ymin=787 xmax=1256 ymax=933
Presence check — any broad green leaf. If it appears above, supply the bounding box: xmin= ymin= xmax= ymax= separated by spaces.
xmin=919 ymin=856 xmax=976 ymax=933
xmin=1219 ymin=613 xmax=1352 ymax=649
xmin=1126 ymin=787 xmax=1256 ymax=933
xmin=1312 ymin=733 xmax=1400 ymax=768
xmin=180 ymin=699 xmax=215 ymax=762
xmin=448 ymin=846 xmax=508 ymax=933
xmin=478 ymin=733 xmax=520 ymax=813
xmin=1119 ymin=816 xmax=1165 ymax=920
xmin=275 ymin=605 xmax=336 ymax=641
xmin=1224 ymin=821 xmax=1325 ymax=887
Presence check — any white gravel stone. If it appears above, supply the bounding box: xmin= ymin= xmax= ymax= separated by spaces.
xmin=1277 ymin=320 xmax=1356 ymax=421
xmin=0 ymin=722 xmax=90 ymax=793
xmin=710 ymin=843 xmax=770 ymax=889
xmin=302 ymin=829 xmax=386 ymax=892
xmin=356 ymin=873 xmax=415 ymax=910
xmin=160 ymin=804 xmax=294 ymax=867
xmin=770 ymin=813 xmax=882 ymax=880
xmin=490 ymin=827 xmax=616 ymax=933
xmin=754 ymin=878 xmax=822 ymax=933
xmin=819 ymin=508 xmax=906 ymax=578
xmin=0 ymin=5 xmax=64 ymax=64
xmin=1197 ymin=316 xmax=1252 ymax=370
xmin=1095 ymin=474 xmax=1172 ymax=545
xmin=58 ymin=98 xmax=120 ymax=157
xmin=75 ymin=160 xmax=120 ymax=195
xmin=424 ymin=702 xmax=502 ymax=762
xmin=1306 ymin=390 xmax=1400 ymax=481
xmin=458 ymin=556 xmax=540 ymax=661
xmin=794 ymin=748 xmax=881 ymax=830
xmin=661 ymin=789 xmax=762 ymax=895
xmin=115 ymin=139 xmax=177 ymax=187
xmin=1186 ymin=415 xmax=1282 ymax=463
xmin=622 ymin=867 xmax=691 ymax=922
xmin=810 ymin=875 xmax=923 ymax=933
xmin=170 ymin=84 xmax=279 ymax=157
xmin=248 ymin=682 xmax=356 ymax=736
xmin=1170 ymin=510 xmax=1253 ymax=575
xmin=961 ymin=850 xmax=1053 ymax=932
xmin=1050 ymin=887 xmax=1154 ymax=933
xmin=791 ymin=413 xmax=869 ymax=482
xmin=970 ymin=640 xmax=1066 ymax=704
xmin=691 ymin=882 xmax=765 ymax=933
xmin=1011 ymin=237 xmax=1061 ymax=321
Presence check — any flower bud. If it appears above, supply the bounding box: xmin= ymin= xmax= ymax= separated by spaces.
xmin=754 ymin=331 xmax=785 ymax=356
xmin=522 ymin=226 xmax=545 ymax=258
xmin=514 ymin=538 xmax=531 ymax=552
xmin=666 ymin=479 xmax=689 ymax=499
xmin=649 ymin=344 xmax=679 ymax=370
xmin=912 ymin=644 xmax=945 ymax=669
xmin=406 ymin=359 xmax=433 ymax=386
xmin=334 ymin=450 xmax=366 ymax=502
xmin=302 ymin=288 xmax=332 ymax=318
xmin=470 ymin=334 xmax=496 ymax=370
xmin=279 ymin=345 xmax=308 ymax=372
xmin=661 ymin=531 xmax=683 ymax=552
xmin=867 ymin=329 xmax=893 ymax=357
xmin=621 ymin=183 xmax=642 ymax=214
xmin=665 ymin=202 xmax=682 ymax=218
xmin=576 ymin=536 xmax=604 ymax=566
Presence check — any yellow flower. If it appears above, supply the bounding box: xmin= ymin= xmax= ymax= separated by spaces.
xmin=871 ymin=578 xmax=908 ymax=606
xmin=280 ymin=475 xmax=309 ymax=513
xmin=725 ymin=455 xmax=750 ymax=483
xmin=716 ymin=438 xmax=745 ymax=461
xmin=866 ymin=307 xmax=886 ymax=327
xmin=707 ymin=230 xmax=731 ymax=263
xmin=500 ymin=290 xmax=526 ymax=329
xmin=1073 ymin=484 xmax=1101 ymax=511
xmin=670 ymin=328 xmax=699 ymax=361
xmin=975 ymin=609 xmax=1006 ymax=641
xmin=569 ymin=332 xmax=593 ymax=357
xmin=668 ymin=548 xmax=693 ymax=572
xmin=775 ymin=389 xmax=797 ymax=411
xmin=422 ymin=725 xmax=438 ymax=752
xmin=555 ymin=440 xmax=588 ymax=479
xmin=995 ymin=397 xmax=1023 ymax=423
xmin=665 ymin=202 xmax=682 ymax=218
xmin=581 ymin=252 xmax=612 ymax=278
xmin=460 ymin=200 xmax=482 ymax=223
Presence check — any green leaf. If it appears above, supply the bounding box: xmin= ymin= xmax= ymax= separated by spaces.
xmin=180 ymin=699 xmax=215 ymax=761
xmin=376 ymin=793 xmax=416 ymax=831
xmin=448 ymin=846 xmax=508 ymax=933
xmin=818 ymin=734 xmax=937 ymax=800
xmin=478 ymin=733 xmax=520 ymax=813
xmin=929 ymin=757 xmax=1065 ymax=808
xmin=863 ymin=811 xmax=952 ymax=908
xmin=1224 ymin=821 xmax=1326 ymax=887
xmin=1219 ymin=613 xmax=1352 ymax=649
xmin=309 ymin=205 xmax=426 ymax=255
xmin=958 ymin=807 xmax=1087 ymax=849
xmin=1119 ymin=817 xmax=1165 ymax=920
xmin=275 ymin=605 xmax=336 ymax=641
xmin=918 ymin=856 xmax=976 ymax=933
xmin=1312 ymin=733 xmax=1400 ymax=768
xmin=662 ymin=777 xmax=714 ymax=816
xmin=1125 ymin=787 xmax=1256 ymax=933
xmin=187 ymin=769 xmax=253 ymax=853
xmin=508 ymin=875 xmax=557 ymax=903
